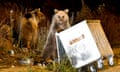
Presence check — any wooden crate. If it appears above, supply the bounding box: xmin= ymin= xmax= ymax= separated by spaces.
xmin=87 ymin=20 xmax=114 ymax=57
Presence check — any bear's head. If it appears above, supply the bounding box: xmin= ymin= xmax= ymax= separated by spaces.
xmin=52 ymin=9 xmax=70 ymax=32
xmin=31 ymin=8 xmax=46 ymax=26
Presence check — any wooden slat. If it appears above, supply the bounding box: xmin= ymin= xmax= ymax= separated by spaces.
xmin=87 ymin=20 xmax=114 ymax=57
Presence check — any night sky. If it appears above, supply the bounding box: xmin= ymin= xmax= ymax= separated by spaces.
xmin=0 ymin=0 xmax=120 ymax=15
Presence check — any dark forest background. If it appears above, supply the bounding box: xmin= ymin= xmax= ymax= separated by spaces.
xmin=1 ymin=0 xmax=120 ymax=14
xmin=0 ymin=0 xmax=120 ymax=47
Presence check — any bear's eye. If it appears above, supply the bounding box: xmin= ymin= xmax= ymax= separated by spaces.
xmin=62 ymin=16 xmax=64 ymax=18
xmin=58 ymin=15 xmax=61 ymax=19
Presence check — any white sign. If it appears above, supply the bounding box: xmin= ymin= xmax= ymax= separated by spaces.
xmin=56 ymin=20 xmax=101 ymax=68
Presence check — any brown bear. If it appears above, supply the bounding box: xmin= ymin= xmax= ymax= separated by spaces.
xmin=41 ymin=9 xmax=70 ymax=62
xmin=21 ymin=8 xmax=46 ymax=49
xmin=0 ymin=24 xmax=13 ymax=54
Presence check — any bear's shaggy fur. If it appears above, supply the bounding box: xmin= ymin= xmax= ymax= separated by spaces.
xmin=21 ymin=8 xmax=46 ymax=49
xmin=0 ymin=24 xmax=13 ymax=52
xmin=41 ymin=9 xmax=70 ymax=61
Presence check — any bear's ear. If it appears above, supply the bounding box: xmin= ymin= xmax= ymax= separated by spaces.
xmin=34 ymin=8 xmax=40 ymax=12
xmin=37 ymin=8 xmax=40 ymax=11
xmin=31 ymin=8 xmax=40 ymax=14
xmin=64 ymin=9 xmax=69 ymax=14
xmin=54 ymin=9 xmax=58 ymax=13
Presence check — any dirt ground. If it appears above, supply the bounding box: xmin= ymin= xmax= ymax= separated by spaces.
xmin=0 ymin=65 xmax=51 ymax=72
xmin=0 ymin=53 xmax=119 ymax=72
xmin=98 ymin=65 xmax=120 ymax=72
xmin=0 ymin=65 xmax=120 ymax=72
